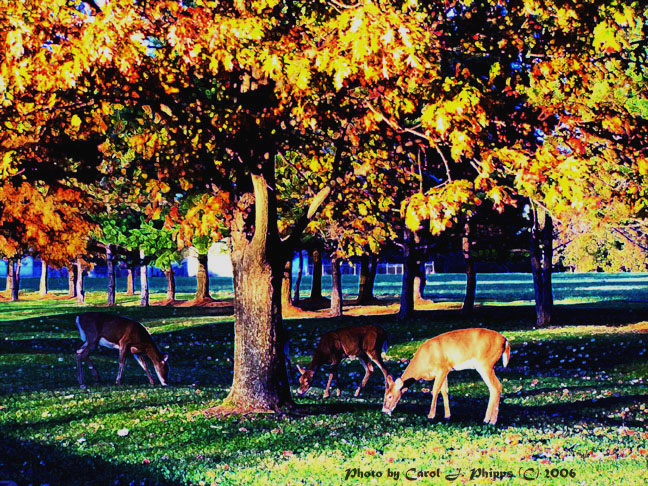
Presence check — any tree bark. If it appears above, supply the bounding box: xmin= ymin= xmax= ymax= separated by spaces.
xmin=140 ymin=249 xmax=149 ymax=307
xmin=7 ymin=258 xmax=20 ymax=301
xmin=126 ymin=264 xmax=135 ymax=296
xmin=356 ymin=254 xmax=378 ymax=304
xmin=413 ymin=263 xmax=427 ymax=304
xmin=68 ymin=265 xmax=77 ymax=297
xmin=225 ymin=172 xmax=292 ymax=412
xmin=281 ymin=258 xmax=293 ymax=311
xmin=462 ymin=221 xmax=476 ymax=312
xmin=531 ymin=206 xmax=554 ymax=326
xmin=292 ymin=250 xmax=303 ymax=305
xmin=165 ymin=268 xmax=176 ymax=302
xmin=310 ymin=246 xmax=323 ymax=300
xmin=39 ymin=260 xmax=48 ymax=296
xmin=330 ymin=256 xmax=343 ymax=316
xmin=398 ymin=230 xmax=417 ymax=321
xmin=106 ymin=245 xmax=116 ymax=306
xmin=76 ymin=257 xmax=85 ymax=304
xmin=195 ymin=252 xmax=211 ymax=301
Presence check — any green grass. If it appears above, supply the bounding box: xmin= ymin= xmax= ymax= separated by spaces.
xmin=1 ymin=290 xmax=647 ymax=485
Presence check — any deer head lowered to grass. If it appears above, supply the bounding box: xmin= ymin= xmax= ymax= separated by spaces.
xmin=75 ymin=312 xmax=169 ymax=387
xmin=382 ymin=328 xmax=510 ymax=424
xmin=297 ymin=324 xmax=390 ymax=398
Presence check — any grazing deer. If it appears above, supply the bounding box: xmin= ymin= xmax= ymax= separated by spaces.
xmin=297 ymin=324 xmax=389 ymax=398
xmin=75 ymin=312 xmax=169 ymax=387
xmin=382 ymin=328 xmax=510 ymax=424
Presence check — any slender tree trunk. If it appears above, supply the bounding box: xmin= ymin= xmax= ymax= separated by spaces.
xmin=330 ymin=257 xmax=343 ymax=316
xmin=165 ymin=268 xmax=176 ymax=302
xmin=292 ymin=250 xmax=303 ymax=305
xmin=356 ymin=254 xmax=378 ymax=304
xmin=530 ymin=208 xmax=554 ymax=326
xmin=68 ymin=265 xmax=77 ymax=297
xmin=7 ymin=258 xmax=20 ymax=301
xmin=398 ymin=231 xmax=417 ymax=321
xmin=195 ymin=253 xmax=210 ymax=301
xmin=462 ymin=221 xmax=476 ymax=312
xmin=310 ymin=247 xmax=323 ymax=300
xmin=39 ymin=260 xmax=48 ymax=296
xmin=225 ymin=172 xmax=292 ymax=411
xmin=413 ymin=263 xmax=427 ymax=304
xmin=140 ymin=249 xmax=149 ymax=307
xmin=76 ymin=257 xmax=85 ymax=304
xmin=126 ymin=264 xmax=135 ymax=296
xmin=281 ymin=258 xmax=293 ymax=311
xmin=5 ymin=264 xmax=10 ymax=295
xmin=106 ymin=245 xmax=116 ymax=306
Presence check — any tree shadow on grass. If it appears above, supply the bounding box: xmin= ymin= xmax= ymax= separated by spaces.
xmin=0 ymin=437 xmax=177 ymax=486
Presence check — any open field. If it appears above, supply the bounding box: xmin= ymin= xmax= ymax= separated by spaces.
xmin=9 ymin=271 xmax=648 ymax=304
xmin=1 ymin=275 xmax=647 ymax=485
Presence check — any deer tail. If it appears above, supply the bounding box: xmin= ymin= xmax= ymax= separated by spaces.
xmin=502 ymin=338 xmax=510 ymax=368
xmin=76 ymin=315 xmax=86 ymax=342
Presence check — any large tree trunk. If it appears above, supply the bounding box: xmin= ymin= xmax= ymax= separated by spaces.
xmin=195 ymin=253 xmax=210 ymax=301
xmin=292 ymin=250 xmax=303 ymax=305
xmin=310 ymin=247 xmax=323 ymax=300
xmin=462 ymin=221 xmax=476 ymax=312
xmin=7 ymin=258 xmax=20 ymax=301
xmin=39 ymin=260 xmax=48 ymax=296
xmin=106 ymin=245 xmax=116 ymax=306
xmin=330 ymin=256 xmax=343 ymax=316
xmin=140 ymin=249 xmax=149 ymax=307
xmin=68 ymin=265 xmax=77 ymax=297
xmin=225 ymin=172 xmax=292 ymax=412
xmin=76 ymin=257 xmax=85 ymax=304
xmin=165 ymin=268 xmax=176 ymax=302
xmin=126 ymin=264 xmax=135 ymax=296
xmin=398 ymin=230 xmax=417 ymax=321
xmin=531 ymin=207 xmax=554 ymax=326
xmin=356 ymin=254 xmax=378 ymax=304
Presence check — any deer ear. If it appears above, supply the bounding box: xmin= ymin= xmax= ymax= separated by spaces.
xmin=395 ymin=377 xmax=403 ymax=390
xmin=161 ymin=354 xmax=169 ymax=364
xmin=387 ymin=375 xmax=394 ymax=385
xmin=401 ymin=387 xmax=409 ymax=394
xmin=297 ymin=365 xmax=305 ymax=375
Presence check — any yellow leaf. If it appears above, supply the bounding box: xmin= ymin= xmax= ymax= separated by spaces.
xmin=70 ymin=115 xmax=82 ymax=128
xmin=160 ymin=104 xmax=173 ymax=117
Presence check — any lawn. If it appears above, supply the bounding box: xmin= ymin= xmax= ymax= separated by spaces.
xmin=0 ymin=275 xmax=647 ymax=485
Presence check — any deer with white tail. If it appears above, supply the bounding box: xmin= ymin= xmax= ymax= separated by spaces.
xmin=75 ymin=312 xmax=169 ymax=387
xmin=382 ymin=328 xmax=510 ymax=424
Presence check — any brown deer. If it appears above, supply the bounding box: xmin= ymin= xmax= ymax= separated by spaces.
xmin=75 ymin=312 xmax=169 ymax=387
xmin=297 ymin=324 xmax=389 ymax=398
xmin=382 ymin=328 xmax=510 ymax=424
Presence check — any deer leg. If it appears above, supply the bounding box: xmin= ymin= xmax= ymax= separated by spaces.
xmin=354 ymin=356 xmax=373 ymax=397
xmin=428 ymin=371 xmax=448 ymax=420
xmin=116 ymin=346 xmax=128 ymax=385
xmin=133 ymin=354 xmax=155 ymax=385
xmin=76 ymin=343 xmax=91 ymax=387
xmin=367 ymin=351 xmax=390 ymax=386
xmin=86 ymin=355 xmax=100 ymax=382
xmin=323 ymin=371 xmax=334 ymax=398
xmin=441 ymin=377 xmax=451 ymax=420
xmin=477 ymin=367 xmax=502 ymax=424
